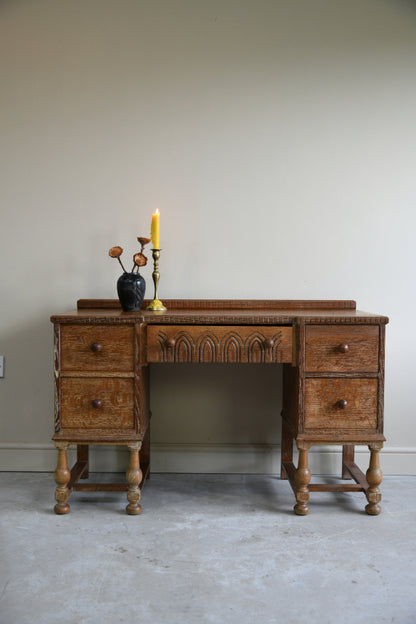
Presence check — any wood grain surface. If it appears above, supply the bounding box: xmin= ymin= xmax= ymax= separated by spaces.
xmin=61 ymin=378 xmax=134 ymax=429
xmin=50 ymin=299 xmax=389 ymax=326
xmin=60 ymin=325 xmax=134 ymax=372
xmin=304 ymin=378 xmax=378 ymax=430
xmin=305 ymin=325 xmax=379 ymax=373
xmin=77 ymin=298 xmax=358 ymax=310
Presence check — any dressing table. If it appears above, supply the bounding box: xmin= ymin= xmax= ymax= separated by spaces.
xmin=51 ymin=299 xmax=388 ymax=516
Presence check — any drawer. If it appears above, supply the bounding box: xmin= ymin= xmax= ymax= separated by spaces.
xmin=304 ymin=378 xmax=378 ymax=430
xmin=61 ymin=378 xmax=134 ymax=429
xmin=60 ymin=325 xmax=134 ymax=372
xmin=147 ymin=325 xmax=293 ymax=363
xmin=305 ymin=326 xmax=379 ymax=373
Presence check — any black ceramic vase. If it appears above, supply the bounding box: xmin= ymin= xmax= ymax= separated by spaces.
xmin=117 ymin=272 xmax=146 ymax=311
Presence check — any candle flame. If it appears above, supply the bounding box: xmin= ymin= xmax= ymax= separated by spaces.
xmin=155 ymin=208 xmax=159 ymax=215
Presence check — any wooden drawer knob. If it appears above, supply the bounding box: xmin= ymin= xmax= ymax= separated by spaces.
xmin=337 ymin=399 xmax=348 ymax=409
xmin=165 ymin=338 xmax=176 ymax=349
xmin=264 ymin=338 xmax=275 ymax=349
xmin=90 ymin=342 xmax=102 ymax=353
xmin=338 ymin=343 xmax=349 ymax=353
xmin=91 ymin=399 xmax=103 ymax=409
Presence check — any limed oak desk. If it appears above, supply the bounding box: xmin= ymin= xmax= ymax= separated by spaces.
xmin=51 ymin=299 xmax=388 ymax=516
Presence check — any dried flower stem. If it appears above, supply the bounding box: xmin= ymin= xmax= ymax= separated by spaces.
xmin=118 ymin=257 xmax=127 ymax=273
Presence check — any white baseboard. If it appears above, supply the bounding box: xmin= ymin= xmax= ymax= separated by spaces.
xmin=0 ymin=442 xmax=415 ymax=475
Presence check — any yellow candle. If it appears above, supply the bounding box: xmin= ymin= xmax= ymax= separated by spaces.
xmin=151 ymin=209 xmax=160 ymax=248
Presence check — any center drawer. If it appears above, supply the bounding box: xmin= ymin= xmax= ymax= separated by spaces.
xmin=147 ymin=325 xmax=293 ymax=363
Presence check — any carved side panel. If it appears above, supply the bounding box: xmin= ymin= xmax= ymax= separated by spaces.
xmin=377 ymin=323 xmax=385 ymax=435
xmin=135 ymin=323 xmax=149 ymax=438
xmin=54 ymin=323 xmax=61 ymax=433
xmin=134 ymin=323 xmax=141 ymax=436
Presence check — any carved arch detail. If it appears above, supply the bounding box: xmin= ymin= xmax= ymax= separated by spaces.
xmin=156 ymin=330 xmax=194 ymax=362
xmin=220 ymin=332 xmax=243 ymax=363
xmin=245 ymin=331 xmax=267 ymax=363
xmin=244 ymin=330 xmax=284 ymax=363
xmin=173 ymin=331 xmax=194 ymax=362
xmin=156 ymin=331 xmax=169 ymax=362
xmin=151 ymin=327 xmax=289 ymax=364
xmin=271 ymin=330 xmax=284 ymax=362
xmin=196 ymin=332 xmax=219 ymax=363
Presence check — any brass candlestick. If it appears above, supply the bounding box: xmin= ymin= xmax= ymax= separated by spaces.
xmin=147 ymin=249 xmax=167 ymax=311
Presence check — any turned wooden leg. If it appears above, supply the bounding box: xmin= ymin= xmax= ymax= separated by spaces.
xmin=294 ymin=442 xmax=311 ymax=515
xmin=126 ymin=442 xmax=143 ymax=515
xmin=54 ymin=442 xmax=71 ymax=514
xmin=280 ymin=416 xmax=293 ymax=479
xmin=365 ymin=442 xmax=383 ymax=515
xmin=342 ymin=444 xmax=354 ymax=479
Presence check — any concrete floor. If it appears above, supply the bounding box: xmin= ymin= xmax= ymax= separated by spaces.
xmin=1 ymin=473 xmax=415 ymax=624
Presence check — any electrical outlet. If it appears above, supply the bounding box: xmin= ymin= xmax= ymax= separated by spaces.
xmin=0 ymin=356 xmax=4 ymax=378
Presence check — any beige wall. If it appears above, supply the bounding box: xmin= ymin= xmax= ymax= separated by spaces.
xmin=1 ymin=0 xmax=415 ymax=474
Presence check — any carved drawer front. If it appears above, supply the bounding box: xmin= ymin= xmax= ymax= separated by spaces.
xmin=304 ymin=378 xmax=378 ymax=430
xmin=60 ymin=325 xmax=134 ymax=373
xmin=305 ymin=326 xmax=379 ymax=373
xmin=61 ymin=378 xmax=134 ymax=429
xmin=147 ymin=325 xmax=293 ymax=363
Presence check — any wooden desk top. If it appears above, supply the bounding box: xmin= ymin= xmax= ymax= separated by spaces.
xmin=51 ymin=299 xmax=389 ymax=326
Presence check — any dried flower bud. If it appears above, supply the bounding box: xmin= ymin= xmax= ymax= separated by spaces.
xmin=109 ymin=246 xmax=123 ymax=258
xmin=137 ymin=237 xmax=151 ymax=246
xmin=133 ymin=252 xmax=147 ymax=267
